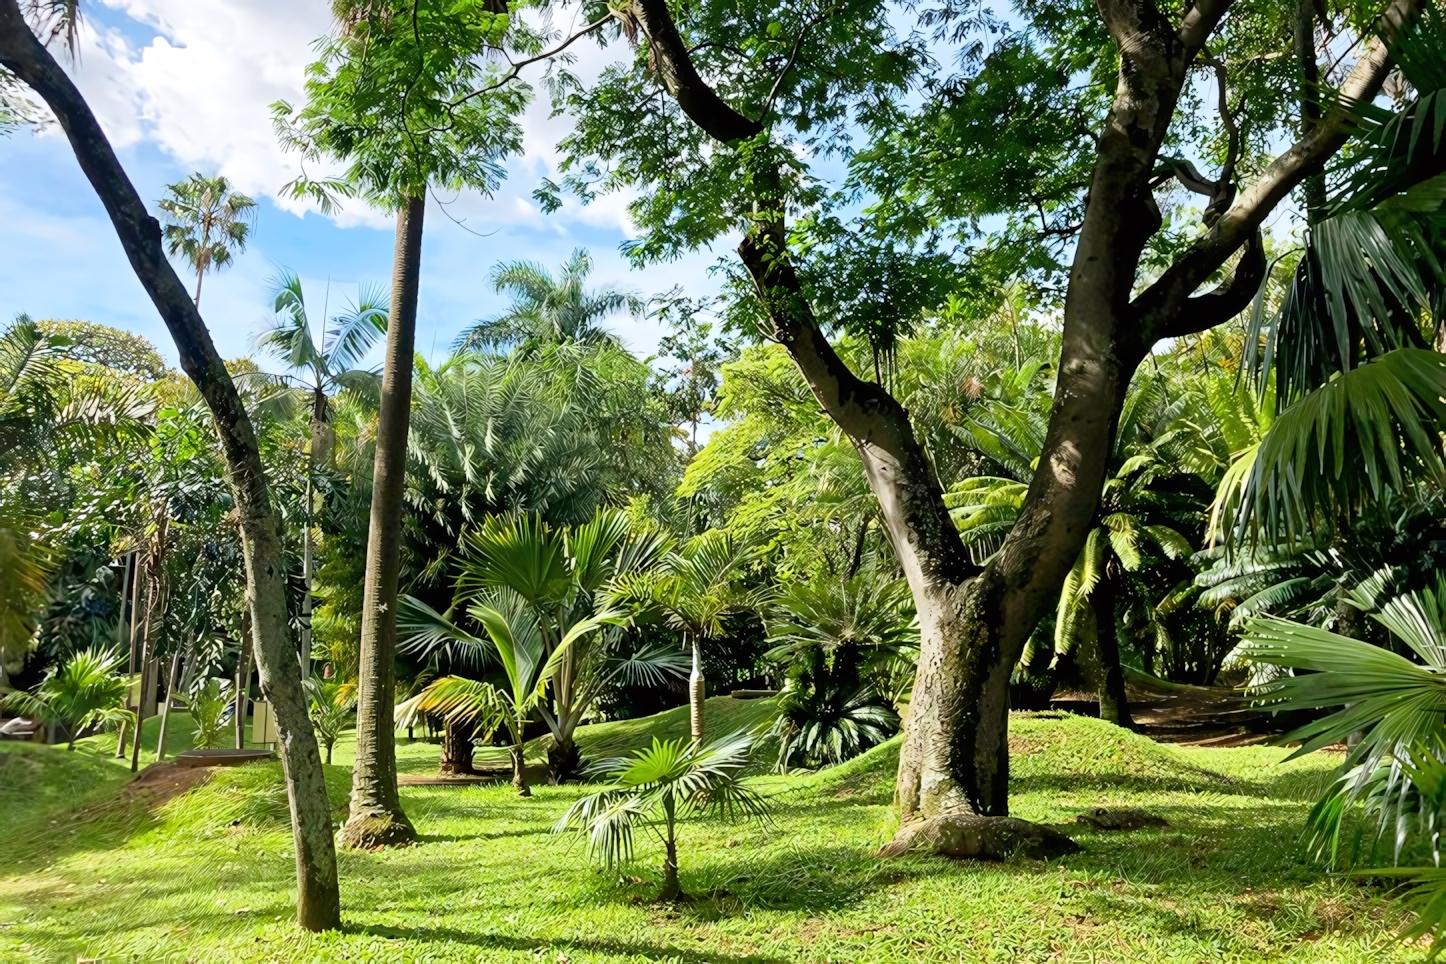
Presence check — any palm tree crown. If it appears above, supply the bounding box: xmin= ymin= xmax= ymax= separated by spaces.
xmin=454 ymin=249 xmax=644 ymax=353
xmin=157 ymin=173 xmax=257 ymax=310
xmin=252 ymin=270 xmax=389 ymax=438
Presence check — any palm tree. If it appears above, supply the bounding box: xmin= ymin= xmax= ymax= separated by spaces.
xmin=253 ymin=271 xmax=387 ymax=678
xmin=765 ymin=575 xmax=915 ymax=771
xmin=1229 ymin=14 xmax=1446 ymax=541
xmin=553 ymin=732 xmax=769 ymax=902
xmin=609 ymin=530 xmax=758 ymax=745
xmin=2 ymin=647 xmax=134 ymax=750
xmin=454 ymin=249 xmax=643 ymax=353
xmin=399 ymin=509 xmax=683 ymax=782
xmin=156 ymin=174 xmax=257 ymax=310
xmin=185 ymin=677 xmax=234 ymax=751
xmin=304 ymin=676 xmax=356 ymax=765
xmin=397 ymin=588 xmax=616 ymax=795
xmin=252 ymin=270 xmax=388 ymax=464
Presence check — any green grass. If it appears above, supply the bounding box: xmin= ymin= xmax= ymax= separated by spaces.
xmin=0 ymin=704 xmax=1426 ymax=963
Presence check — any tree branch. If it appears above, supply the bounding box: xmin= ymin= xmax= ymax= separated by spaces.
xmin=1134 ymin=0 xmax=1417 ymax=342
xmin=1153 ymin=230 xmax=1265 ymax=339
xmin=1179 ymin=0 xmax=1234 ymax=50
xmin=623 ymin=0 xmax=762 ymax=143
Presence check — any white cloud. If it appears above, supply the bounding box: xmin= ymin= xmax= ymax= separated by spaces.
xmin=58 ymin=0 xmax=637 ymax=233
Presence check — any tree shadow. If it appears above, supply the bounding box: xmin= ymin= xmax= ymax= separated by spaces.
xmin=350 ymin=923 xmax=790 ymax=963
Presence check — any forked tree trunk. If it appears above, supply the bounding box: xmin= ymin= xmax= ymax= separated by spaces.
xmin=622 ymin=0 xmax=1402 ymax=856
xmin=342 ymin=195 xmax=425 ymax=849
xmin=0 ymin=5 xmax=341 ymax=929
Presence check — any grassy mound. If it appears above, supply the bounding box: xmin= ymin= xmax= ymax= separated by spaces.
xmin=571 ymin=695 xmax=780 ymax=760
xmin=0 ymin=741 xmax=131 ymax=819
xmin=4 ymin=708 xmax=1414 ymax=963
xmin=1008 ymin=712 xmax=1237 ymax=794
xmin=159 ymin=762 xmax=353 ymax=834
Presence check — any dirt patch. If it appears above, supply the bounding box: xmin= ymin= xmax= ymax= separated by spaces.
xmin=121 ymin=761 xmax=213 ymax=807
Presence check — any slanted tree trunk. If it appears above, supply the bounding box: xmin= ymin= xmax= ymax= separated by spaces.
xmin=0 ymin=4 xmax=342 ymax=929
xmin=1092 ymin=575 xmax=1132 ymax=729
xmin=113 ymin=546 xmax=135 ymax=757
xmin=342 ymin=195 xmax=425 ymax=849
xmin=234 ymin=612 xmax=252 ymax=749
xmin=687 ymin=633 xmax=705 ymax=745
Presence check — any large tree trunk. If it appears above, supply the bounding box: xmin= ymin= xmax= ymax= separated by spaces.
xmin=341 ymin=195 xmax=425 ymax=849
xmin=0 ymin=6 xmax=341 ymax=930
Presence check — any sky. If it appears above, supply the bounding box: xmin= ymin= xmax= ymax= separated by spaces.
xmin=0 ymin=0 xmax=725 ymax=369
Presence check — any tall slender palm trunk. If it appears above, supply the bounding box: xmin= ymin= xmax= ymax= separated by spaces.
xmin=0 ymin=3 xmax=342 ymax=928
xmin=342 ymin=195 xmax=425 ymax=849
xmin=688 ymin=633 xmax=705 ymax=745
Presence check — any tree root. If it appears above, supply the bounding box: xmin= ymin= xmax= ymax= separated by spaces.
xmin=1073 ymin=807 xmax=1168 ymax=831
xmin=878 ymin=812 xmax=1080 ymax=861
xmin=339 ymin=810 xmax=416 ymax=850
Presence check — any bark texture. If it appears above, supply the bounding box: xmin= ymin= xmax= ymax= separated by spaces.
xmin=342 ymin=196 xmax=425 ymax=849
xmin=0 ymin=4 xmax=341 ymax=929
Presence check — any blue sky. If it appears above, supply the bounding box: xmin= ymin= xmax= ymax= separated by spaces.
xmin=0 ymin=0 xmax=724 ymax=369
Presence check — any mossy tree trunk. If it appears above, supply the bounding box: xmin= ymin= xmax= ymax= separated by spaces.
xmin=0 ymin=3 xmax=341 ymax=929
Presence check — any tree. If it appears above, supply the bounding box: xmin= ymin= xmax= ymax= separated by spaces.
xmin=305 ymin=676 xmax=356 ymax=766
xmin=0 ymin=1 xmax=341 ymax=929
xmin=254 ymin=271 xmax=388 ymax=677
xmin=400 ymin=509 xmax=681 ymax=782
xmin=609 ymin=530 xmax=757 ymax=745
xmin=2 ymin=646 xmax=133 ymax=750
xmin=454 ymin=249 xmax=643 ymax=353
xmin=554 ymin=732 xmax=769 ymax=901
xmin=765 ymin=575 xmax=914 ymax=771
xmin=156 ymin=174 xmax=257 ymax=311
xmin=549 ymin=0 xmax=1417 ymax=847
xmin=398 ymin=586 xmax=614 ymax=794
xmin=253 ymin=271 xmax=388 ymax=465
xmin=186 ymin=677 xmax=234 ymax=751
xmin=273 ymin=0 xmax=530 ymax=848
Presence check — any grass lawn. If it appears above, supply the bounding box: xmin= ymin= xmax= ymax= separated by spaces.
xmin=0 ymin=700 xmax=1425 ymax=963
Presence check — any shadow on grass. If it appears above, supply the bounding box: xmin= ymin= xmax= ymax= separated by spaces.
xmin=1011 ymin=771 xmax=1239 ymax=796
xmin=351 ymin=923 xmax=790 ymax=963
